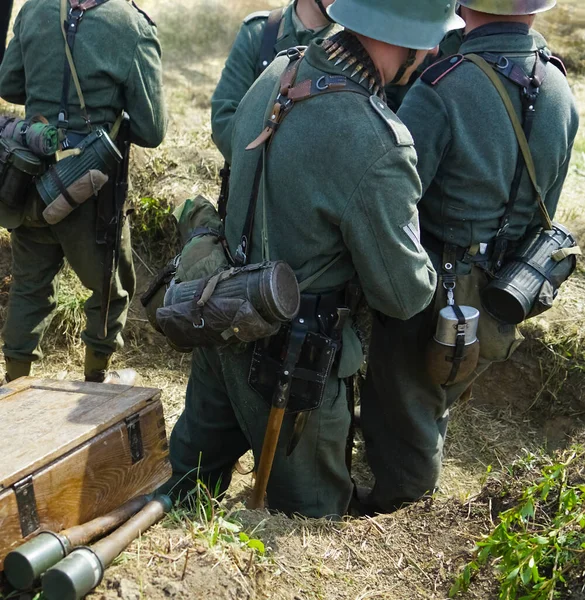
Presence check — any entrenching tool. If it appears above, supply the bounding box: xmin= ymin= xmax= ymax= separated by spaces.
xmin=249 ymin=322 xmax=307 ymax=509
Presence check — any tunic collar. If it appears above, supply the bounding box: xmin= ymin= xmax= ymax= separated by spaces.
xmin=304 ymin=38 xmax=383 ymax=98
xmin=460 ymin=27 xmax=548 ymax=55
xmin=275 ymin=1 xmax=336 ymax=53
xmin=464 ymin=22 xmax=529 ymax=42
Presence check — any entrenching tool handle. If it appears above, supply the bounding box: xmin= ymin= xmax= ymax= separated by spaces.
xmin=249 ymin=405 xmax=286 ymax=509
xmin=98 ymin=248 xmax=115 ymax=340
xmin=249 ymin=321 xmax=306 ymax=509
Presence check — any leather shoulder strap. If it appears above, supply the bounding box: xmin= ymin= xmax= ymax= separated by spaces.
xmin=549 ymin=55 xmax=567 ymax=77
xmin=257 ymin=7 xmax=285 ymax=76
xmin=131 ymin=1 xmax=156 ymax=26
xmin=420 ymin=54 xmax=465 ymax=86
xmin=465 ymin=53 xmax=553 ymax=230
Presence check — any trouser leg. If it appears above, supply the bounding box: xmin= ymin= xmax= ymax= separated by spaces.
xmin=361 ymin=309 xmax=491 ymax=512
xmin=221 ymin=346 xmax=353 ymax=518
xmin=166 ymin=342 xmax=352 ymax=518
xmin=53 ymin=197 xmax=134 ymax=356
xmin=2 ymin=226 xmax=64 ymax=363
xmin=163 ymin=347 xmax=250 ymax=501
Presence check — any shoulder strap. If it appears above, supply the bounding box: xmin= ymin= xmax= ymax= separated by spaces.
xmin=58 ymin=0 xmax=111 ymax=137
xmin=420 ymin=54 xmax=465 ymax=86
xmin=246 ymin=51 xmax=370 ymax=151
xmin=235 ymin=50 xmax=370 ymax=268
xmin=257 ymin=7 xmax=285 ymax=77
xmin=298 ymin=253 xmax=346 ymax=292
xmin=465 ymin=53 xmax=553 ymax=230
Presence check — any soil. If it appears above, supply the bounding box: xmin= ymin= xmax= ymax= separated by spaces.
xmin=0 ymin=1 xmax=584 ymax=599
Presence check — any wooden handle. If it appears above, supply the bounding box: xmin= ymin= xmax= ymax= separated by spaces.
xmin=249 ymin=407 xmax=285 ymax=509
xmin=62 ymin=494 xmax=152 ymax=548
xmin=92 ymin=496 xmax=172 ymax=568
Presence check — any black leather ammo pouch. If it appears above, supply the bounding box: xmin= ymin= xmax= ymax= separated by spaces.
xmin=248 ymin=291 xmax=347 ymax=414
xmin=0 ymin=138 xmax=44 ymax=210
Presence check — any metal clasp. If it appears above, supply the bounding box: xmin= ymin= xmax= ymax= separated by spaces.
xmin=316 ymin=76 xmax=329 ymax=91
xmin=443 ymin=278 xmax=456 ymax=306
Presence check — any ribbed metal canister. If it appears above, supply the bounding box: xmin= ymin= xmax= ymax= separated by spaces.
xmin=36 ymin=128 xmax=121 ymax=206
xmin=164 ymin=262 xmax=300 ymax=323
xmin=482 ymin=224 xmax=577 ymax=324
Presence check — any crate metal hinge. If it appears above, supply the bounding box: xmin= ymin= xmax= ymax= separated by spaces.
xmin=13 ymin=475 xmax=40 ymax=537
xmin=125 ymin=414 xmax=144 ymax=464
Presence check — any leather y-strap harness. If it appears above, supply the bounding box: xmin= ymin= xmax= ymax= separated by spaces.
xmin=472 ymin=49 xmax=550 ymax=270
xmin=257 ymin=7 xmax=285 ymax=76
xmin=314 ymin=0 xmax=334 ymax=23
xmin=440 ymin=48 xmax=550 ymax=384
xmin=218 ymin=7 xmax=285 ymax=223
xmin=58 ymin=0 xmax=110 ymax=139
xmin=234 ymin=48 xmax=371 ymax=267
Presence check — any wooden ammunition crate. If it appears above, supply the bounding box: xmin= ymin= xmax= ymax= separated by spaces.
xmin=0 ymin=377 xmax=171 ymax=568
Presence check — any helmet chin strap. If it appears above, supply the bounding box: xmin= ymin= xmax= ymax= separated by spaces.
xmin=389 ymin=48 xmax=418 ymax=85
xmin=314 ymin=0 xmax=335 ymax=23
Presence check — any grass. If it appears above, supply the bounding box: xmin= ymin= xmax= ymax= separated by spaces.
xmin=165 ymin=480 xmax=267 ymax=557
xmin=129 ymin=194 xmax=180 ymax=271
xmin=45 ymin=264 xmax=90 ymax=351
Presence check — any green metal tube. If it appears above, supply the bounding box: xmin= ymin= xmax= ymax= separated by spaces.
xmin=42 ymin=496 xmax=172 ymax=600
xmin=3 ymin=494 xmax=152 ymax=590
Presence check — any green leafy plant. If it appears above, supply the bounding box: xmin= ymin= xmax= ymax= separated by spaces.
xmin=131 ymin=196 xmax=180 ymax=269
xmin=165 ymin=474 xmax=265 ymax=555
xmin=450 ymin=448 xmax=585 ymax=599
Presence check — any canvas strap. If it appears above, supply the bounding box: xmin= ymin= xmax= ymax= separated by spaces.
xmin=465 ymin=53 xmax=553 ymax=231
xmin=59 ymin=0 xmax=111 ymax=136
xmin=235 ymin=49 xmax=365 ymax=289
xmin=466 ymin=54 xmax=581 ymax=263
xmin=257 ymin=7 xmax=285 ymax=76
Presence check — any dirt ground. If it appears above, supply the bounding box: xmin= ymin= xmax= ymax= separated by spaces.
xmin=0 ymin=1 xmax=585 ymax=599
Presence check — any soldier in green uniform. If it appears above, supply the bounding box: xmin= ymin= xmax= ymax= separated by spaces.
xmin=361 ymin=0 xmax=579 ymax=514
xmin=211 ymin=0 xmax=337 ymax=165
xmin=163 ymin=0 xmax=464 ymax=518
xmin=0 ymin=0 xmax=13 ymax=64
xmin=0 ymin=0 xmax=167 ymax=383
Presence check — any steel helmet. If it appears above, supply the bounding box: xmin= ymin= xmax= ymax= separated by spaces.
xmin=457 ymin=0 xmax=556 ymax=15
xmin=327 ymin=0 xmax=465 ymax=51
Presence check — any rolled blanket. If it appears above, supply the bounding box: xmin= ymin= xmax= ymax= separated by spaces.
xmin=25 ymin=122 xmax=59 ymax=156
xmin=42 ymin=169 xmax=108 ymax=225
xmin=0 ymin=117 xmax=58 ymax=156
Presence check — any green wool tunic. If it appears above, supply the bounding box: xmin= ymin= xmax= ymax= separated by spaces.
xmin=401 ymin=28 xmax=578 ymax=253
xmin=361 ymin=25 xmax=579 ymax=513
xmin=166 ymin=39 xmax=436 ymax=517
xmin=0 ymin=0 xmax=167 ymax=147
xmin=210 ymin=2 xmax=337 ymax=163
xmin=0 ymin=0 xmax=166 ymax=369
